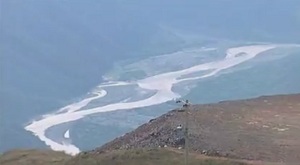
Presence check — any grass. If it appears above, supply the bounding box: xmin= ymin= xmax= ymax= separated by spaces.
xmin=0 ymin=149 xmax=71 ymax=165
xmin=66 ymin=148 xmax=248 ymax=165
xmin=0 ymin=148 xmax=248 ymax=165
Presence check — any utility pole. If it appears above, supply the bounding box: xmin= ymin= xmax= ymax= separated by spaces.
xmin=176 ymin=99 xmax=190 ymax=165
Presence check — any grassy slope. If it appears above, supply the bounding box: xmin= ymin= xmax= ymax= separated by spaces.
xmin=0 ymin=149 xmax=71 ymax=165
xmin=0 ymin=149 xmax=247 ymax=165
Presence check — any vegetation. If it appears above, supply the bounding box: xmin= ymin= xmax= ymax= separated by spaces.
xmin=0 ymin=149 xmax=71 ymax=165
xmin=68 ymin=149 xmax=248 ymax=165
xmin=0 ymin=148 xmax=248 ymax=165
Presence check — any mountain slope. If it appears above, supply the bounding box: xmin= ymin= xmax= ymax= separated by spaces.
xmin=96 ymin=94 xmax=300 ymax=164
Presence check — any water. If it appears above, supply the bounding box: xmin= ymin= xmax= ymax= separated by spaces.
xmin=24 ymin=44 xmax=300 ymax=155
xmin=1 ymin=0 xmax=300 ymax=154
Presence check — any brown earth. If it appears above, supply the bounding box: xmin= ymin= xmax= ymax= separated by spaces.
xmin=95 ymin=93 xmax=300 ymax=165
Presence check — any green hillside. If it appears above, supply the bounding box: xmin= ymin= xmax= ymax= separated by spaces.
xmin=0 ymin=149 xmax=247 ymax=165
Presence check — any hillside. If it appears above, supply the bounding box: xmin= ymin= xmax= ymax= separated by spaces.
xmin=0 ymin=149 xmax=71 ymax=165
xmin=1 ymin=94 xmax=299 ymax=165
xmin=96 ymin=94 xmax=300 ymax=164
xmin=0 ymin=149 xmax=248 ymax=165
xmin=67 ymin=149 xmax=249 ymax=165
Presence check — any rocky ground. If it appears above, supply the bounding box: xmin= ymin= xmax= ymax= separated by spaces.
xmin=94 ymin=93 xmax=300 ymax=165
